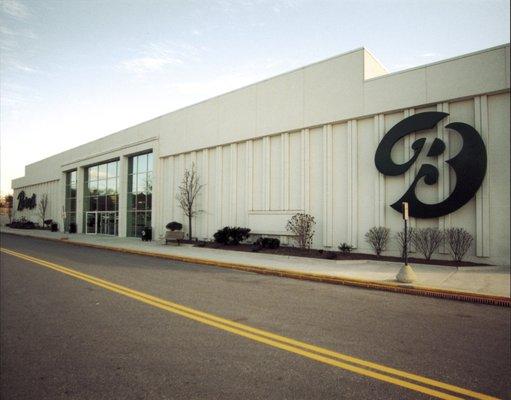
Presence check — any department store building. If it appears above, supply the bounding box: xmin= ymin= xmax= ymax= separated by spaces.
xmin=12 ymin=44 xmax=510 ymax=264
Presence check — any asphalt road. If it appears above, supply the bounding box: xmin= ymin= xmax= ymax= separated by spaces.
xmin=1 ymin=233 xmax=509 ymax=399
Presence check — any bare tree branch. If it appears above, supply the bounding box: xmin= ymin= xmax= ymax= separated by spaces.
xmin=176 ymin=163 xmax=205 ymax=240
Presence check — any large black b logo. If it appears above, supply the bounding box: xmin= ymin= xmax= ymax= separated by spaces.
xmin=375 ymin=112 xmax=487 ymax=219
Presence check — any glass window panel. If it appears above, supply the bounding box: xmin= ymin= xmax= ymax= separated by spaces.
xmin=107 ymin=162 xmax=117 ymax=178
xmin=66 ymin=198 xmax=76 ymax=212
xmin=146 ymin=193 xmax=152 ymax=210
xmin=127 ymin=212 xmax=136 ymax=237
xmin=130 ymin=157 xmax=137 ymax=175
xmin=85 ymin=212 xmax=96 ymax=233
xmin=136 ymin=193 xmax=146 ymax=210
xmin=138 ymin=154 xmax=147 ymax=173
xmin=136 ymin=212 xmax=146 ymax=237
xmin=106 ymin=178 xmax=116 ymax=195
xmin=128 ymin=193 xmax=136 ymax=210
xmin=145 ymin=211 xmax=151 ymax=227
xmin=147 ymin=153 xmax=153 ymax=172
xmin=98 ymin=164 xmax=107 ymax=180
xmin=107 ymin=195 xmax=117 ymax=211
xmin=127 ymin=175 xmax=134 ymax=192
xmin=146 ymin=172 xmax=153 ymax=193
xmin=67 ymin=170 xmax=77 ymax=187
xmin=89 ymin=196 xmax=98 ymax=211
xmin=98 ymin=179 xmax=106 ymax=195
xmin=70 ymin=187 xmax=76 ymax=198
xmin=97 ymin=196 xmax=106 ymax=211
xmin=88 ymin=180 xmax=98 ymax=196
xmin=136 ymin=174 xmax=146 ymax=193
xmin=89 ymin=165 xmax=98 ymax=181
xmin=136 ymin=211 xmax=146 ymax=225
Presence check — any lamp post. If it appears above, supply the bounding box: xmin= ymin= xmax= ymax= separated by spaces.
xmin=396 ymin=202 xmax=417 ymax=283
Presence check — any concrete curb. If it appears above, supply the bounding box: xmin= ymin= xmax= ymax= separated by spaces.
xmin=2 ymin=231 xmax=510 ymax=307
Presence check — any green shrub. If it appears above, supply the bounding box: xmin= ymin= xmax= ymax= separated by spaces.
xmin=166 ymin=221 xmax=183 ymax=231
xmin=8 ymin=218 xmax=35 ymax=229
xmin=213 ymin=227 xmax=230 ymax=244
xmin=213 ymin=227 xmax=251 ymax=245
xmin=338 ymin=242 xmax=354 ymax=255
xmin=255 ymin=237 xmax=280 ymax=249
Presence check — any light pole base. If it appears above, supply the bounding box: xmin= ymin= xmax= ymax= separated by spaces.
xmin=396 ymin=264 xmax=417 ymax=283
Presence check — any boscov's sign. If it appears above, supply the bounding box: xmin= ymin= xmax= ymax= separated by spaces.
xmin=374 ymin=112 xmax=487 ymax=219
xmin=17 ymin=191 xmax=37 ymax=211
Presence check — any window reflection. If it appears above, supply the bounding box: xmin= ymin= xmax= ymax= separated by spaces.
xmin=65 ymin=170 xmax=77 ymax=232
xmin=127 ymin=152 xmax=153 ymax=237
xmin=84 ymin=160 xmax=119 ymax=234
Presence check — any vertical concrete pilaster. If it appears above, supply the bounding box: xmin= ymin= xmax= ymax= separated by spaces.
xmin=118 ymin=156 xmax=128 ymax=237
xmin=58 ymin=172 xmax=67 ymax=232
xmin=152 ymin=144 xmax=162 ymax=239
xmin=76 ymin=167 xmax=85 ymax=234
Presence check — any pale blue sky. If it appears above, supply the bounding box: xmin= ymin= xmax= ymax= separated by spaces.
xmin=1 ymin=0 xmax=509 ymax=194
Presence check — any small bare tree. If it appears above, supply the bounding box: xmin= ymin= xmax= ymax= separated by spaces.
xmin=286 ymin=213 xmax=315 ymax=249
xmin=176 ymin=163 xmax=204 ymax=240
xmin=411 ymin=228 xmax=444 ymax=260
xmin=445 ymin=227 xmax=473 ymax=262
xmin=38 ymin=194 xmax=49 ymax=226
xmin=365 ymin=227 xmax=390 ymax=257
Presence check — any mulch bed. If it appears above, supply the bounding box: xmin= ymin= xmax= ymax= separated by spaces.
xmin=186 ymin=241 xmax=491 ymax=267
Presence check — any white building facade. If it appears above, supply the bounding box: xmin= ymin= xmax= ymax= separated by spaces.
xmin=12 ymin=44 xmax=510 ymax=265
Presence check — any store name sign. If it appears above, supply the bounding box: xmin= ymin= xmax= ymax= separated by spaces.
xmin=17 ymin=191 xmax=37 ymax=211
xmin=374 ymin=112 xmax=487 ymax=219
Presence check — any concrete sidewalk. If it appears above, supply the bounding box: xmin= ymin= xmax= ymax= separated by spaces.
xmin=1 ymin=227 xmax=509 ymax=302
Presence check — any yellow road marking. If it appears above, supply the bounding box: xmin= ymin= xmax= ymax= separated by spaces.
xmin=0 ymin=247 xmax=500 ymax=400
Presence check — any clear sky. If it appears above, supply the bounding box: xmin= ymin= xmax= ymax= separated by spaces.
xmin=0 ymin=0 xmax=509 ymax=195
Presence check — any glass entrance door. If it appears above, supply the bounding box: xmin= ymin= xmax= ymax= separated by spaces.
xmin=85 ymin=211 xmax=118 ymax=235
xmin=98 ymin=212 xmax=117 ymax=236
xmin=86 ymin=212 xmax=97 ymax=234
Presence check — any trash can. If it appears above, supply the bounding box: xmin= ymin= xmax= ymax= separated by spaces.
xmin=141 ymin=227 xmax=152 ymax=241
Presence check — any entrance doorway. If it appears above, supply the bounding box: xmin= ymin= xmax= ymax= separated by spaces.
xmin=85 ymin=211 xmax=118 ymax=235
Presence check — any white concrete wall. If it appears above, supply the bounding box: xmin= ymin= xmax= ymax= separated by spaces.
xmin=12 ymin=180 xmax=62 ymax=227
xmin=159 ymin=92 xmax=510 ymax=265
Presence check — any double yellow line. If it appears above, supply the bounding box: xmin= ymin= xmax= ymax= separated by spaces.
xmin=0 ymin=247 xmax=499 ymax=400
